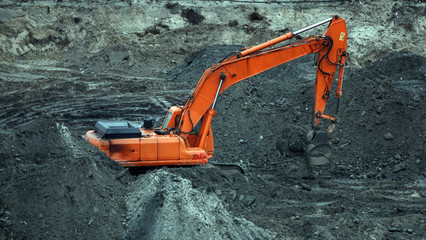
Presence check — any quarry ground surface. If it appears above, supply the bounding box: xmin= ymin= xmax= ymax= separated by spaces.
xmin=0 ymin=0 xmax=425 ymax=239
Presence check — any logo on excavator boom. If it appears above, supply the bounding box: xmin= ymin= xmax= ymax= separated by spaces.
xmin=193 ymin=152 xmax=207 ymax=160
xmin=339 ymin=32 xmax=345 ymax=41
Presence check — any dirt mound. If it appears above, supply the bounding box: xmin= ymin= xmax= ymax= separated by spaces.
xmin=171 ymin=46 xmax=426 ymax=183
xmin=0 ymin=117 xmax=127 ymax=239
xmin=332 ymin=51 xmax=425 ymax=181
xmin=125 ymin=168 xmax=275 ymax=239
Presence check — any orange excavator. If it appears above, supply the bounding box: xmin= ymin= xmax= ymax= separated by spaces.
xmin=85 ymin=15 xmax=348 ymax=167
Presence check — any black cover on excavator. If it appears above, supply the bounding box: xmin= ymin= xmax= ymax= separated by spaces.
xmin=95 ymin=121 xmax=141 ymax=139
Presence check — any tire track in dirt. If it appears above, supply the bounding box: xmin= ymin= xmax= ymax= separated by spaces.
xmin=0 ymin=61 xmax=191 ymax=133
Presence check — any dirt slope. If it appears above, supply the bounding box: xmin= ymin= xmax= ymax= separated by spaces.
xmin=125 ymin=168 xmax=275 ymax=239
xmin=0 ymin=118 xmax=127 ymax=239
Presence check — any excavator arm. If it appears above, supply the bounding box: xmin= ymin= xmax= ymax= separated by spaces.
xmin=168 ymin=16 xmax=347 ymax=138
xmin=85 ymin=16 xmax=348 ymax=167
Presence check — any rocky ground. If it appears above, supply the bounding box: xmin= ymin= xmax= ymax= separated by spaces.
xmin=0 ymin=0 xmax=425 ymax=239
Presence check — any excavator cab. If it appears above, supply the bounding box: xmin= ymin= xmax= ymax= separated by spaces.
xmin=161 ymin=106 xmax=182 ymax=129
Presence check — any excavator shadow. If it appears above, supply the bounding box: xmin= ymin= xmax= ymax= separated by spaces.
xmin=125 ymin=162 xmax=246 ymax=176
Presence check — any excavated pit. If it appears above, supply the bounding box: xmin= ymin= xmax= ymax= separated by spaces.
xmin=0 ymin=1 xmax=425 ymax=239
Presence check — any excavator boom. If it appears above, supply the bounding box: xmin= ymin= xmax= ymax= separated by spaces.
xmin=85 ymin=16 xmax=348 ymax=167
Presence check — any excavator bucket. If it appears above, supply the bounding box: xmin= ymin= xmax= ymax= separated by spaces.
xmin=306 ymin=131 xmax=332 ymax=165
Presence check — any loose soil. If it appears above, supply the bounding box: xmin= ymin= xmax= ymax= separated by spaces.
xmin=0 ymin=0 xmax=425 ymax=239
